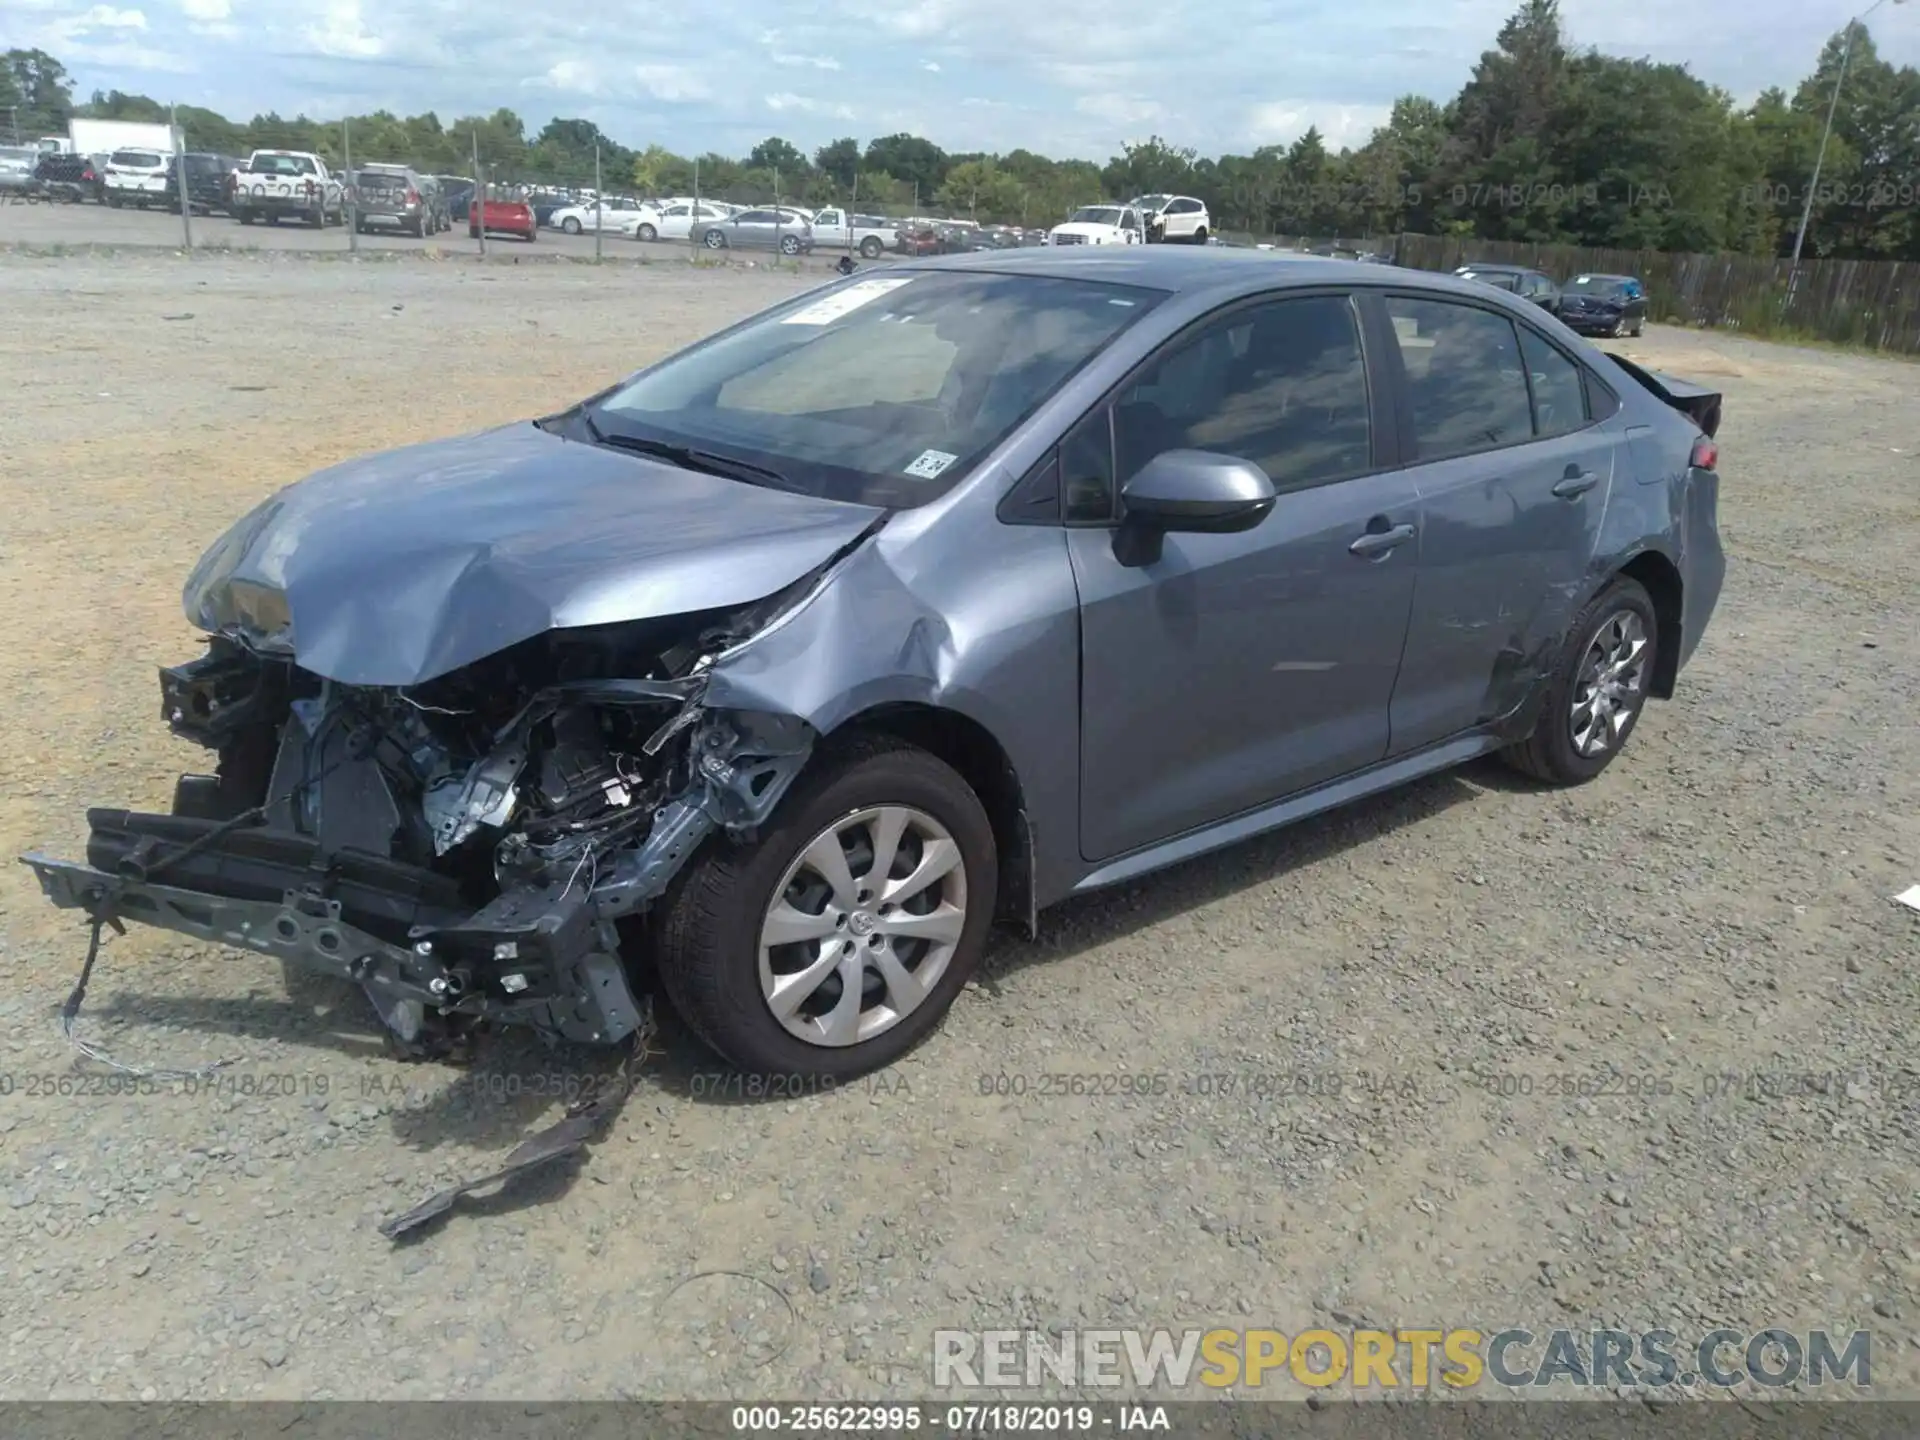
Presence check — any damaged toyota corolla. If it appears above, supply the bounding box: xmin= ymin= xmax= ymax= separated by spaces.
xmin=23 ymin=249 xmax=1725 ymax=1079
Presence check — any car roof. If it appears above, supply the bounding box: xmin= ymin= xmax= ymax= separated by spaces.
xmin=895 ymin=245 xmax=1393 ymax=294
xmin=1459 ymin=262 xmax=1533 ymax=273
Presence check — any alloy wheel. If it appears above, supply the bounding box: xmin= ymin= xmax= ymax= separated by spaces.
xmin=1570 ymin=610 xmax=1650 ymax=758
xmin=757 ymin=805 xmax=969 ymax=1048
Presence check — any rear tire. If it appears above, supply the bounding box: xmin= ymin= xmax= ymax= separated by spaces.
xmin=859 ymin=236 xmax=883 ymax=259
xmin=1501 ymin=577 xmax=1659 ymax=786
xmin=1630 ymin=316 xmax=1645 ymax=338
xmin=1192 ymin=226 xmax=1209 ymax=244
xmin=654 ymin=735 xmax=997 ymax=1079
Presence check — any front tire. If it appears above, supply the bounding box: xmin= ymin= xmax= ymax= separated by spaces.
xmin=655 ymin=736 xmax=997 ymax=1078
xmin=779 ymin=234 xmax=802 ymax=255
xmin=637 ymin=223 xmax=657 ymax=242
xmin=1501 ymin=577 xmax=1659 ymax=785
xmin=703 ymin=229 xmax=726 ymax=249
xmin=562 ymin=216 xmax=582 ymax=234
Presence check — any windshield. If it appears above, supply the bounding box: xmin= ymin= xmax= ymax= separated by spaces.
xmin=1569 ymin=276 xmax=1631 ymax=297
xmin=1069 ymin=207 xmax=1125 ymax=226
xmin=589 ymin=271 xmax=1163 ymax=508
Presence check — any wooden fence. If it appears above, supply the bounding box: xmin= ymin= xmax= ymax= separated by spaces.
xmin=1214 ymin=229 xmax=1920 ymax=355
xmin=1387 ymin=235 xmax=1920 ymax=356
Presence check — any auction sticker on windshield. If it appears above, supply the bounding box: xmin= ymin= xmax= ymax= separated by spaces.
xmin=905 ymin=449 xmax=958 ymax=480
xmin=782 ymin=277 xmax=915 ymax=326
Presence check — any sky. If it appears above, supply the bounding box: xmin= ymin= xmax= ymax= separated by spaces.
xmin=10 ymin=0 xmax=1920 ymax=161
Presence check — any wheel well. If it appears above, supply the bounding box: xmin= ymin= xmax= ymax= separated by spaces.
xmin=838 ymin=703 xmax=1033 ymax=931
xmin=1618 ymin=551 xmax=1683 ymax=699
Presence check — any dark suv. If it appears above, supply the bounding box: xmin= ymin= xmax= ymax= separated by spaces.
xmin=162 ymin=152 xmax=240 ymax=215
xmin=350 ymin=166 xmax=437 ymax=237
xmin=1455 ymin=263 xmax=1561 ymax=314
xmin=31 ymin=151 xmax=103 ymax=203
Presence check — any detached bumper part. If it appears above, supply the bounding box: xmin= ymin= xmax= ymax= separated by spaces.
xmin=21 ymin=809 xmax=644 ymax=1048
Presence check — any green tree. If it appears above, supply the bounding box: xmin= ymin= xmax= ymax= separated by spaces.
xmin=1 ymin=48 xmax=74 ymax=139
xmin=814 ymin=136 xmax=860 ymax=190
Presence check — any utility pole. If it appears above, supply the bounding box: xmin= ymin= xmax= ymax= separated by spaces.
xmin=1787 ymin=0 xmax=1909 ymax=307
xmin=343 ymin=116 xmax=358 ymax=254
xmin=471 ymin=129 xmax=486 ymax=256
xmin=848 ymin=171 xmax=858 ymax=262
xmin=593 ymin=140 xmax=603 ymax=262
xmin=171 ymin=106 xmax=192 ymax=249
xmin=692 ymin=156 xmax=701 ymax=250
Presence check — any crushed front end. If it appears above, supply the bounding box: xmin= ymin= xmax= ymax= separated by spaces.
xmin=20 ymin=594 xmax=816 ymax=1057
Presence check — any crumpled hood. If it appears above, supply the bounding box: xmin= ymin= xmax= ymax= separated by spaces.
xmin=184 ymin=422 xmax=882 ymax=687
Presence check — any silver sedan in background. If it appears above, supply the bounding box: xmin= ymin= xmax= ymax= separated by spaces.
xmin=699 ymin=207 xmax=815 ymax=255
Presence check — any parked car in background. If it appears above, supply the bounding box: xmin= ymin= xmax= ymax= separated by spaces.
xmin=349 ymin=166 xmax=436 ymax=236
xmin=1047 ymin=204 xmax=1145 ymax=246
xmin=528 ymin=191 xmax=573 ymax=226
xmin=30 ymin=150 xmax=100 ymax=201
xmin=469 ymin=194 xmax=537 ymax=242
xmin=0 ymin=146 xmax=39 ymax=191
xmin=639 ymin=200 xmax=732 ymax=242
xmin=103 ymin=147 xmax=176 ymax=207
xmin=551 ymin=197 xmax=649 ymax=235
xmin=1455 ymin=262 xmax=1561 ymax=314
xmin=1131 ymin=194 xmax=1212 ymax=243
xmin=1558 ymin=273 xmax=1648 ymax=338
xmin=160 ymin=152 xmax=239 ymax=215
xmin=699 ymin=208 xmax=814 ymax=255
xmin=230 ymin=151 xmax=345 ymax=227
xmin=896 ymin=222 xmax=944 ymax=256
xmin=19 ymin=249 xmax=1727 ymax=1080
xmin=786 ymin=207 xmax=893 ymax=257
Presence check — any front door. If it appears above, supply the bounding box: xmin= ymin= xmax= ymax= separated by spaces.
xmin=1068 ymin=292 xmax=1421 ymax=863
xmin=1377 ymin=294 xmax=1618 ymax=754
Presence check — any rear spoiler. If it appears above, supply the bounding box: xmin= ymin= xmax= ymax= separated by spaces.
xmin=1602 ymin=352 xmax=1722 ymax=439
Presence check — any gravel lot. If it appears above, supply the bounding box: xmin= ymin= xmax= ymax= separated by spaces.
xmin=0 ymin=250 xmax=1916 ymax=1403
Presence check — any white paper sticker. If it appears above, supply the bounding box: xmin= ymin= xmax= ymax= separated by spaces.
xmin=781 ymin=277 xmax=915 ymax=326
xmin=904 ymin=449 xmax=958 ymax=480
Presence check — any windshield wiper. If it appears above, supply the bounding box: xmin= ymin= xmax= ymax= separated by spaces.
xmin=584 ymin=421 xmax=805 ymax=494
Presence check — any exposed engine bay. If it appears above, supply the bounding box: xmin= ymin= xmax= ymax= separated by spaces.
xmin=24 ymin=584 xmax=820 ymax=1059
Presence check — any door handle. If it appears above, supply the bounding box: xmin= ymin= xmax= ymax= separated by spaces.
xmin=1349 ymin=522 xmax=1416 ymax=557
xmin=1552 ymin=467 xmax=1600 ymax=499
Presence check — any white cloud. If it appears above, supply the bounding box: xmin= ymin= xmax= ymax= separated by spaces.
xmin=921 ymin=59 xmax=941 ymax=71
xmin=177 ymin=0 xmax=227 ymax=17
xmin=49 ymin=4 xmax=147 ymax=36
xmin=633 ymin=65 xmax=710 ymax=103
xmin=771 ymin=50 xmax=840 ymax=69
xmin=301 ymin=0 xmax=381 ymax=57
xmin=766 ymin=92 xmax=856 ymax=120
xmin=536 ymin=57 xmax=599 ymax=94
xmin=1245 ymin=101 xmax=1395 ymax=149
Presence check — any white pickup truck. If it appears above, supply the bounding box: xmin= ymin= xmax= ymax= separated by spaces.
xmin=808 ymin=207 xmax=897 ymax=259
xmin=1046 ymin=203 xmax=1146 ymax=247
xmin=229 ymin=150 xmax=346 ymax=227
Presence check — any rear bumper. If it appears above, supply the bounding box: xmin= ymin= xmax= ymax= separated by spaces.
xmin=20 ymin=808 xmax=645 ymax=1048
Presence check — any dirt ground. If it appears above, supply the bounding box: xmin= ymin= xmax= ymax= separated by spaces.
xmin=0 ymin=251 xmax=1916 ymax=1403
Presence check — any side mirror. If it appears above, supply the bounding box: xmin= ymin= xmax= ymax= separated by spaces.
xmin=1114 ymin=450 xmax=1277 ymax=567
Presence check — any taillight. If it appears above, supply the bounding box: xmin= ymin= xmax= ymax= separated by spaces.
xmin=406 ymin=188 xmax=420 ymax=205
xmin=1690 ymin=437 xmax=1718 ymax=471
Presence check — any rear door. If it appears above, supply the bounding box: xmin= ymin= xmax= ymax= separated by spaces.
xmin=1377 ymin=293 xmax=1619 ymax=754
xmin=1068 ymin=290 xmax=1421 ymax=861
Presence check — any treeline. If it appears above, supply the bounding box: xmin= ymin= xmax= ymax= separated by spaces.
xmin=5 ymin=0 xmax=1917 ymax=259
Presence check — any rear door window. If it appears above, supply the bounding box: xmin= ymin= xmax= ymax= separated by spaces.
xmin=1517 ymin=328 xmax=1590 ymax=438
xmin=1386 ymin=296 xmax=1534 ymax=460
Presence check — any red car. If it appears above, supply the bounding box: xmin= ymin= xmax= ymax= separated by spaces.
xmin=895 ymin=224 xmax=942 ymax=256
xmin=469 ymin=196 xmax=536 ymax=242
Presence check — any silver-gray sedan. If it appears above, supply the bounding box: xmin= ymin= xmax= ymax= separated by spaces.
xmin=23 ymin=248 xmax=1727 ymax=1081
